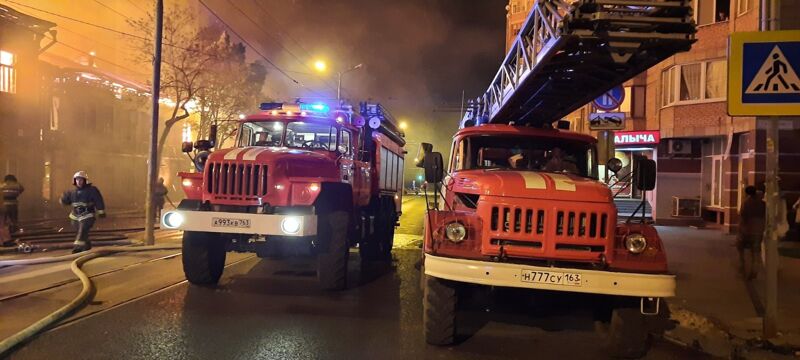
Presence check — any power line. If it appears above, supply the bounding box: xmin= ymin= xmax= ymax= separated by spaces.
xmin=196 ymin=0 xmax=324 ymax=96
xmin=0 ymin=0 xmax=193 ymax=52
xmin=93 ymin=0 xmax=132 ymax=21
xmin=125 ymin=0 xmax=148 ymax=14
xmin=224 ymin=0 xmax=338 ymax=96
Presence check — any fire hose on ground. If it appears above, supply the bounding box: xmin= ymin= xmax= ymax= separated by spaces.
xmin=0 ymin=243 xmax=183 ymax=356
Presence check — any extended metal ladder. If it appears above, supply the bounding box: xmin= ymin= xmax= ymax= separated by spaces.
xmin=463 ymin=0 xmax=696 ymax=127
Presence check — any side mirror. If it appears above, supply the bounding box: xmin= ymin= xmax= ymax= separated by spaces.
xmin=424 ymin=152 xmax=445 ymax=184
xmin=606 ymin=158 xmax=623 ymax=174
xmin=415 ymin=142 xmax=433 ymax=168
xmin=209 ymin=124 xmax=218 ymax=148
xmin=181 ymin=141 xmax=194 ymax=153
xmin=635 ymin=158 xmax=656 ymax=191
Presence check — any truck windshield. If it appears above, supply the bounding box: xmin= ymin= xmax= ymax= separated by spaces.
xmin=239 ymin=121 xmax=284 ymax=147
xmin=460 ymin=135 xmax=597 ymax=178
xmin=285 ymin=121 xmax=337 ymax=151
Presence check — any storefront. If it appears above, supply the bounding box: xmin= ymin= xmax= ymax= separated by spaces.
xmin=610 ymin=130 xmax=660 ymax=199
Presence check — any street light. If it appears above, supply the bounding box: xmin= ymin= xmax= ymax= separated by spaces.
xmin=314 ymin=60 xmax=327 ymax=72
xmin=337 ymin=63 xmax=363 ymax=102
xmin=399 ymin=121 xmax=408 ymax=130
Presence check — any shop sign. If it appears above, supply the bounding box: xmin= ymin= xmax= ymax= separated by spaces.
xmin=614 ymin=131 xmax=660 ymax=146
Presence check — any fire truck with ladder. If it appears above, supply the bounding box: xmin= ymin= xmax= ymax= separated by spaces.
xmin=162 ymin=102 xmax=405 ymax=290
xmin=419 ymin=0 xmax=696 ymax=357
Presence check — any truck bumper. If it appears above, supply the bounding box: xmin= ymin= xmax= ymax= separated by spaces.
xmin=161 ymin=210 xmax=317 ymax=236
xmin=424 ymin=254 xmax=675 ymax=298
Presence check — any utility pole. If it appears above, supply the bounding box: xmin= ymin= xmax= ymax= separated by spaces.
xmin=145 ymin=0 xmax=164 ymax=246
xmin=761 ymin=0 xmax=780 ymax=338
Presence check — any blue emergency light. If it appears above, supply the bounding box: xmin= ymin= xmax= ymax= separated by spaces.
xmin=299 ymin=103 xmax=330 ymax=113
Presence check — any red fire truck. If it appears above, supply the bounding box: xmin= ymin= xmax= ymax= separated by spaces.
xmin=418 ymin=124 xmax=672 ymax=357
xmin=162 ymin=102 xmax=405 ymax=290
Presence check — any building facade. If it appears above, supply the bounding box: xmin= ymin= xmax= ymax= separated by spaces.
xmin=505 ymin=0 xmax=800 ymax=232
xmin=1 ymin=4 xmax=188 ymax=221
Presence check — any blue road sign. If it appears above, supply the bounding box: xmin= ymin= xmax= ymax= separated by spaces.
xmin=729 ymin=31 xmax=800 ymax=116
xmin=593 ymin=86 xmax=625 ymax=111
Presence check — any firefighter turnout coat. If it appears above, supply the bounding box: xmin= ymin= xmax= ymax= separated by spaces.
xmin=60 ymin=185 xmax=106 ymax=221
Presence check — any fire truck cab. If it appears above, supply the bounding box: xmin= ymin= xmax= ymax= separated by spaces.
xmin=420 ymin=124 xmax=673 ymax=357
xmin=163 ymin=102 xmax=405 ymax=290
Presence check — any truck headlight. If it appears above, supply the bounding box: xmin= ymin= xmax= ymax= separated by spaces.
xmin=445 ymin=222 xmax=467 ymax=243
xmin=162 ymin=212 xmax=184 ymax=229
xmin=624 ymin=233 xmax=647 ymax=254
xmin=281 ymin=216 xmax=302 ymax=235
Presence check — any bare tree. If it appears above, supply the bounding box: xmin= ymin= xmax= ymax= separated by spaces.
xmin=195 ymin=31 xmax=267 ymax=148
xmin=128 ymin=6 xmax=216 ymax=169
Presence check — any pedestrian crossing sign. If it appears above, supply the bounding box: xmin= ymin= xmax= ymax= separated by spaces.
xmin=729 ymin=30 xmax=800 ymax=116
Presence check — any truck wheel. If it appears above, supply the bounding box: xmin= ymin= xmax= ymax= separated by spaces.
xmin=182 ymin=231 xmax=226 ymax=285
xmin=607 ymin=307 xmax=650 ymax=359
xmin=423 ymin=275 xmax=458 ymax=345
xmin=317 ymin=211 xmax=350 ymax=290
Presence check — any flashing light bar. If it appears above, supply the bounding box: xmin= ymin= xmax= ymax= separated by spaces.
xmin=260 ymin=102 xmax=283 ymax=111
xmin=299 ymin=103 xmax=330 ymax=113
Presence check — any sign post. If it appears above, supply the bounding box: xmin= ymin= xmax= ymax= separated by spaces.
xmin=729 ymin=17 xmax=800 ymax=337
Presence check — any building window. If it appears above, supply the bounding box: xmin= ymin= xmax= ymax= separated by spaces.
xmin=662 ymin=59 xmax=727 ymax=107
xmin=0 ymin=49 xmax=16 ymax=94
xmin=694 ymin=0 xmax=729 ymax=25
xmin=737 ymin=0 xmax=753 ymax=15
xmin=705 ymin=60 xmax=727 ymax=99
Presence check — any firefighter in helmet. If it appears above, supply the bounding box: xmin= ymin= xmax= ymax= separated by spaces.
xmin=60 ymin=171 xmax=106 ymax=253
xmin=1 ymin=174 xmax=24 ymax=233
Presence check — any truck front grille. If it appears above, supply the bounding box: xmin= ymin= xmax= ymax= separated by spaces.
xmin=485 ymin=204 xmax=612 ymax=259
xmin=206 ymin=162 xmax=268 ymax=197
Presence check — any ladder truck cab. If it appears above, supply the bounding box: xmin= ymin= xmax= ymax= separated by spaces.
xmin=163 ymin=102 xmax=406 ymax=290
xmin=419 ymin=124 xmax=670 ymax=357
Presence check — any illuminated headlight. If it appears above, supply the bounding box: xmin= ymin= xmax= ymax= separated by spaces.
xmin=624 ymin=233 xmax=648 ymax=254
xmin=182 ymin=179 xmax=193 ymax=187
xmin=445 ymin=222 xmax=467 ymax=243
xmin=280 ymin=216 xmax=302 ymax=235
xmin=162 ymin=212 xmax=184 ymax=229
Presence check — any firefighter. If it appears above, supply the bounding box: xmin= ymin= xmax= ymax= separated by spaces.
xmin=1 ymin=174 xmax=24 ymax=233
xmin=60 ymin=171 xmax=106 ymax=253
xmin=153 ymin=177 xmax=168 ymax=220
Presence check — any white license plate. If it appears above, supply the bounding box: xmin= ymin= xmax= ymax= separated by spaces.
xmin=212 ymin=217 xmax=251 ymax=228
xmin=520 ymin=269 xmax=582 ymax=287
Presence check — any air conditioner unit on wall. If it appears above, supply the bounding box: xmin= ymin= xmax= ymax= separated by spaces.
xmin=668 ymin=139 xmax=692 ymax=155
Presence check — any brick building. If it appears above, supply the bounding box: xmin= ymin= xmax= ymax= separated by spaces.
xmin=505 ymin=0 xmax=800 ymax=232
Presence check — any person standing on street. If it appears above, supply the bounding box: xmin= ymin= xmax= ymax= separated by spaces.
xmin=1 ymin=174 xmax=24 ymax=233
xmin=60 ymin=171 xmax=106 ymax=253
xmin=153 ymin=177 xmax=168 ymax=221
xmin=738 ymin=185 xmax=766 ymax=279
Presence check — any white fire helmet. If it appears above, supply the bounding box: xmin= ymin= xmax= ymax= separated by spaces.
xmin=73 ymin=171 xmax=89 ymax=184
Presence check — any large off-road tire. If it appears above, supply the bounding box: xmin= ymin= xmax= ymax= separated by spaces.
xmin=360 ymin=204 xmax=395 ymax=262
xmin=182 ymin=231 xmax=226 ymax=285
xmin=607 ymin=307 xmax=650 ymax=359
xmin=317 ymin=211 xmax=350 ymax=290
xmin=423 ymin=275 xmax=458 ymax=345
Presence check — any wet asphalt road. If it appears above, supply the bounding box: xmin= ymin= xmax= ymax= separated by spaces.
xmin=8 ymin=197 xmax=707 ymax=359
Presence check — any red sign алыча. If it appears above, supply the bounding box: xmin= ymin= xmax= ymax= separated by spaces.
xmin=614 ymin=131 xmax=660 ymax=146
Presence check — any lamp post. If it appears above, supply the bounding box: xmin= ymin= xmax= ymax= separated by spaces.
xmin=337 ymin=63 xmax=363 ymax=102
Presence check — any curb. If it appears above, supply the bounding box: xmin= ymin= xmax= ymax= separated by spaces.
xmin=664 ymin=304 xmax=800 ymax=359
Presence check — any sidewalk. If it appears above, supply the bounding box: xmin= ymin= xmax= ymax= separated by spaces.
xmin=658 ymin=226 xmax=800 ymax=358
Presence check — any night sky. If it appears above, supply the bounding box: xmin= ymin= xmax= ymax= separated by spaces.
xmin=204 ymin=0 xmax=508 ymax=174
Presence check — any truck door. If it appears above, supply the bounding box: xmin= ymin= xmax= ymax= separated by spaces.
xmin=352 ymin=130 xmax=371 ymax=206
xmin=338 ymin=129 xmax=365 ymax=205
